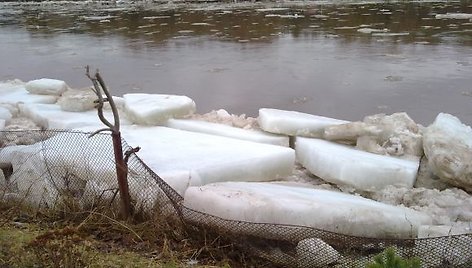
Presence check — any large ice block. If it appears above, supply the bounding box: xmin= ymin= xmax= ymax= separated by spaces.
xmin=19 ymin=103 xmax=130 ymax=130
xmin=258 ymin=108 xmax=348 ymax=137
xmin=165 ymin=118 xmax=289 ymax=146
xmin=423 ymin=113 xmax=472 ymax=192
xmin=25 ymin=78 xmax=68 ymax=96
xmin=183 ymin=182 xmax=432 ymax=238
xmin=119 ymin=125 xmax=295 ymax=195
xmin=296 ymin=138 xmax=420 ymax=191
xmin=123 ymin=93 xmax=196 ymax=125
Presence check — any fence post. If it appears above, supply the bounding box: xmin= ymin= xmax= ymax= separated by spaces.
xmin=86 ymin=66 xmax=132 ymax=219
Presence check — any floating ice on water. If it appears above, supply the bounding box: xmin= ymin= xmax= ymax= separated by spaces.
xmin=357 ymin=27 xmax=388 ymax=34
xmin=25 ymin=78 xmax=68 ymax=96
xmin=183 ymin=182 xmax=432 ymax=238
xmin=372 ymin=32 xmax=410 ymax=37
xmin=436 ymin=13 xmax=472 ymax=20
xmin=423 ymin=113 xmax=472 ymax=192
xmin=123 ymin=93 xmax=196 ymax=125
xmin=191 ymin=22 xmax=211 ymax=26
xmin=296 ymin=138 xmax=420 ymax=191
xmin=165 ymin=118 xmax=289 ymax=146
xmin=256 ymin=8 xmax=289 ymax=12
xmin=258 ymin=108 xmax=348 ymax=138
xmin=82 ymin=15 xmax=116 ymax=21
xmin=334 ymin=26 xmax=358 ymax=30
xmin=143 ymin=16 xmax=171 ymax=20
xmin=279 ymin=14 xmax=305 ymax=19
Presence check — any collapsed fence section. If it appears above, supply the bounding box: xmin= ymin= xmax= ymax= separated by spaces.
xmin=0 ymin=130 xmax=471 ymax=267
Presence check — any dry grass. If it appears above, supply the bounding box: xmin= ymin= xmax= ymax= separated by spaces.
xmin=0 ymin=194 xmax=266 ymax=268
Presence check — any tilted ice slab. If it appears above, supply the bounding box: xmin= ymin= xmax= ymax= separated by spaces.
xmin=296 ymin=138 xmax=420 ymax=191
xmin=258 ymin=108 xmax=348 ymax=138
xmin=183 ymin=182 xmax=432 ymax=239
xmin=123 ymin=93 xmax=196 ymax=125
xmin=19 ymin=103 xmax=130 ymax=130
xmin=165 ymin=118 xmax=289 ymax=146
xmin=120 ymin=126 xmax=294 ymax=195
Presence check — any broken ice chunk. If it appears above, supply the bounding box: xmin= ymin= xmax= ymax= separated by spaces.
xmin=296 ymin=138 xmax=420 ymax=191
xmin=57 ymin=87 xmax=97 ymax=112
xmin=258 ymin=108 xmax=348 ymax=138
xmin=25 ymin=78 xmax=68 ymax=96
xmin=123 ymin=93 xmax=196 ymax=125
xmin=423 ymin=113 xmax=472 ymax=192
xmin=324 ymin=113 xmax=423 ymax=157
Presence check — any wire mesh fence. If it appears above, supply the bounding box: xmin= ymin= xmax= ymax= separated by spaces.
xmin=1 ymin=129 xmax=471 ymax=267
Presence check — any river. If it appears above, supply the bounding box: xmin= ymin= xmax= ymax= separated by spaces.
xmin=1 ymin=1 xmax=471 ymax=125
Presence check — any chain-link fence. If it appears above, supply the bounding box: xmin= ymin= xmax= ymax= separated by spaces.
xmin=1 ymin=129 xmax=471 ymax=267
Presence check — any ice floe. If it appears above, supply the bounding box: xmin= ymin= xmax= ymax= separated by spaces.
xmin=435 ymin=13 xmax=472 ymax=20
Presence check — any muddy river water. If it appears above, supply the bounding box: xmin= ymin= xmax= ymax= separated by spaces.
xmin=1 ymin=1 xmax=471 ymax=125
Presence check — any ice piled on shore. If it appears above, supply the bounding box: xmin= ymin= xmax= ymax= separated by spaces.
xmin=296 ymin=138 xmax=420 ymax=191
xmin=165 ymin=118 xmax=289 ymax=146
xmin=124 ymin=93 xmax=196 ymax=125
xmin=324 ymin=112 xmax=423 ymax=157
xmin=423 ymin=113 xmax=472 ymax=191
xmin=19 ymin=103 xmax=131 ymax=129
xmin=2 ymin=77 xmax=472 ymax=239
xmin=119 ymin=125 xmax=295 ymax=195
xmin=25 ymin=78 xmax=68 ymax=96
xmin=258 ymin=108 xmax=348 ymax=138
xmin=57 ymin=87 xmax=97 ymax=112
xmin=183 ymin=182 xmax=432 ymax=238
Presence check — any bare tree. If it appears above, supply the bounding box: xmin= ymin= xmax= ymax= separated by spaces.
xmin=86 ymin=66 xmax=132 ymax=219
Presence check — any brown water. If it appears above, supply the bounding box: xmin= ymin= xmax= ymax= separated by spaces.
xmin=1 ymin=1 xmax=472 ymax=125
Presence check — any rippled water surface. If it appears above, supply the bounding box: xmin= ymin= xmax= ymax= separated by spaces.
xmin=1 ymin=1 xmax=472 ymax=124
